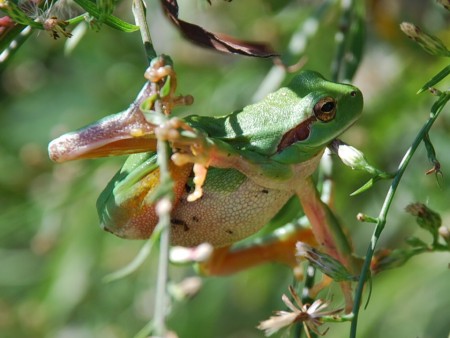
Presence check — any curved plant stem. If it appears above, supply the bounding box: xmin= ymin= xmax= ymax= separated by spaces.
xmin=350 ymin=92 xmax=450 ymax=338
xmin=132 ymin=1 xmax=172 ymax=336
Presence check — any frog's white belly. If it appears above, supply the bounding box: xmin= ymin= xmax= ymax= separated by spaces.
xmin=170 ymin=178 xmax=293 ymax=247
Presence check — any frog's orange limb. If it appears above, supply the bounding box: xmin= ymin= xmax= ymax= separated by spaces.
xmin=198 ymin=226 xmax=317 ymax=276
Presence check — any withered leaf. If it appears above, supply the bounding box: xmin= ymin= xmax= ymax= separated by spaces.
xmin=161 ymin=0 xmax=278 ymax=58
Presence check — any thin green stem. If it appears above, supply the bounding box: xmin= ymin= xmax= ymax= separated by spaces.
xmin=131 ymin=3 xmax=172 ymax=336
xmin=149 ymin=80 xmax=175 ymax=336
xmin=132 ymin=0 xmax=157 ymax=61
xmin=331 ymin=0 xmax=353 ymax=82
xmin=350 ymin=92 xmax=450 ymax=338
xmin=153 ymin=139 xmax=172 ymax=336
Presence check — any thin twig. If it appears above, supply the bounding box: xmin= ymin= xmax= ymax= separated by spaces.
xmin=132 ymin=1 xmax=173 ymax=336
xmin=153 ymin=128 xmax=172 ymax=337
xmin=295 ymin=263 xmax=317 ymax=338
xmin=132 ymin=0 xmax=157 ymax=60
xmin=331 ymin=0 xmax=353 ymax=82
xmin=349 ymin=92 xmax=450 ymax=338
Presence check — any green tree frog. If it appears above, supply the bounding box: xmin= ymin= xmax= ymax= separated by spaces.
xmin=48 ymin=68 xmax=363 ymax=303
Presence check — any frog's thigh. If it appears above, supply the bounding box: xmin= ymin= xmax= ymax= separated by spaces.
xmin=170 ymin=179 xmax=293 ymax=247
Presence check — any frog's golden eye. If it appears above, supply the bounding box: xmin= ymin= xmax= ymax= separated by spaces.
xmin=313 ymin=97 xmax=336 ymax=122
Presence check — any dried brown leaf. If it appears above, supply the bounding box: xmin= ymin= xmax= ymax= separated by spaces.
xmin=161 ymin=0 xmax=278 ymax=58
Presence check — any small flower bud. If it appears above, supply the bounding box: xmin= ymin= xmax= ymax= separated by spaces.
xmin=400 ymin=22 xmax=450 ymax=57
xmin=296 ymin=242 xmax=357 ymax=282
xmin=155 ymin=198 xmax=172 ymax=215
xmin=329 ymin=140 xmax=380 ymax=176
xmin=357 ymin=213 xmax=378 ymax=223
xmin=332 ymin=141 xmax=365 ymax=169
xmin=372 ymin=248 xmax=413 ymax=274
xmin=170 ymin=243 xmax=213 ymax=264
xmin=168 ymin=276 xmax=203 ymax=300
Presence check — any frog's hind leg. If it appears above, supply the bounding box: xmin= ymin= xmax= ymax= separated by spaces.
xmin=197 ymin=224 xmax=317 ymax=276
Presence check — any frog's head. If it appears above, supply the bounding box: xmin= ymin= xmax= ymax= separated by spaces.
xmin=275 ymin=71 xmax=363 ymax=164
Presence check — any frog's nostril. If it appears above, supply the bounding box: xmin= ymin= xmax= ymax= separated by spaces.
xmin=350 ymin=91 xmax=357 ymax=97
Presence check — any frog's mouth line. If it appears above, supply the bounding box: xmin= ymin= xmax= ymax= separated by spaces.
xmin=276 ymin=116 xmax=316 ymax=152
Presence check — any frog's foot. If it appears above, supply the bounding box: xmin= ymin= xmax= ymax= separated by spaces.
xmin=144 ymin=57 xmax=194 ymax=115
xmin=156 ymin=117 xmax=214 ymax=201
xmin=145 ymin=60 xmax=176 ymax=84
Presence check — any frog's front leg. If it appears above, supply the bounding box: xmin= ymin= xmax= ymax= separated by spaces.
xmin=49 ymin=56 xmax=192 ymax=163
xmin=48 ymin=82 xmax=159 ymax=163
xmin=156 ymin=117 xmax=300 ymax=201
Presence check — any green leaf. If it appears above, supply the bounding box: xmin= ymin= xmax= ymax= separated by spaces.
xmin=103 ymin=232 xmax=156 ymax=282
xmin=73 ymin=0 xmax=139 ymax=32
xmin=405 ymin=236 xmax=428 ymax=248
xmin=350 ymin=177 xmax=376 ymax=196
xmin=430 ymin=91 xmax=450 ymax=118
xmin=417 ymin=64 xmax=450 ymax=94
xmin=0 ymin=25 xmax=32 ymax=70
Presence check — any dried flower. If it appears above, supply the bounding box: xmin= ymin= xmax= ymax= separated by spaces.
xmin=257 ymin=286 xmax=341 ymax=337
xmin=405 ymin=203 xmax=441 ymax=243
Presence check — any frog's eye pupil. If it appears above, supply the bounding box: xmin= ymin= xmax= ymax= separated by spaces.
xmin=313 ymin=96 xmax=337 ymax=122
xmin=321 ymin=102 xmax=335 ymax=113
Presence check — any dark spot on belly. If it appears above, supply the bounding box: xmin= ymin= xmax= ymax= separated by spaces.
xmin=172 ymin=218 xmax=189 ymax=231
xmin=192 ymin=216 xmax=200 ymax=222
xmin=225 ymin=229 xmax=234 ymax=235
xmin=261 ymin=189 xmax=269 ymax=194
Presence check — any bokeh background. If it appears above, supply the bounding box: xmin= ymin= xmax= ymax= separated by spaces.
xmin=0 ymin=0 xmax=449 ymax=337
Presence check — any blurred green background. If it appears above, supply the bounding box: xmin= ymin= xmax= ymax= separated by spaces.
xmin=0 ymin=0 xmax=449 ymax=337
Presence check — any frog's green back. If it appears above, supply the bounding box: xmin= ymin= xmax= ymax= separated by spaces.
xmin=186 ymin=71 xmax=363 ymax=164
